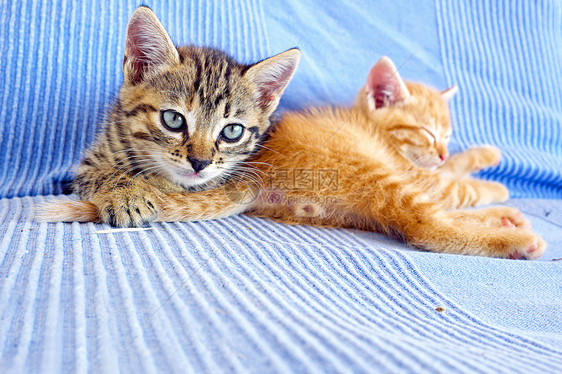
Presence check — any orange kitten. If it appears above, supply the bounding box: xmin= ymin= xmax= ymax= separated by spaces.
xmin=353 ymin=57 xmax=509 ymax=208
xmin=355 ymin=68 xmax=503 ymax=178
xmin=38 ymin=10 xmax=546 ymax=259
xmin=161 ymin=97 xmax=544 ymax=259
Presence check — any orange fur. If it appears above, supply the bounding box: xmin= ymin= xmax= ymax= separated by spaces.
xmin=36 ymin=10 xmax=546 ymax=259
xmin=35 ymin=199 xmax=99 ymax=222
xmin=157 ymin=105 xmax=545 ymax=259
xmin=353 ymin=57 xmax=508 ymax=208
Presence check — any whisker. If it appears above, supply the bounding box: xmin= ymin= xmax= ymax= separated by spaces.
xmin=234 ymin=166 xmax=269 ymax=177
xmin=241 ymin=161 xmax=274 ymax=168
xmin=126 ymin=165 xmax=162 ymax=188
xmin=226 ymin=169 xmax=264 ymax=190
xmin=254 ymin=143 xmax=285 ymax=157
xmin=104 ymin=157 xmax=156 ymax=187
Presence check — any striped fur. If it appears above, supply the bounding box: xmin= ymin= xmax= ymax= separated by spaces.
xmin=38 ymin=8 xmax=546 ymax=259
xmin=239 ymin=107 xmax=544 ymax=259
xmin=40 ymin=99 xmax=547 ymax=259
xmin=64 ymin=7 xmax=299 ymax=227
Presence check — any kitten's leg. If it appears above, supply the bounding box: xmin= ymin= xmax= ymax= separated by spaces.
xmin=447 ymin=206 xmax=532 ymax=230
xmin=41 ymin=180 xmax=253 ymax=224
xmin=353 ymin=185 xmax=544 ymax=259
xmin=410 ymin=211 xmax=545 ymax=259
xmin=160 ymin=186 xmax=254 ymax=222
xmin=434 ymin=177 xmax=509 ymax=209
xmin=362 ymin=177 xmax=544 ymax=258
xmin=250 ymin=167 xmax=544 ymax=258
xmin=439 ymin=145 xmax=501 ymax=178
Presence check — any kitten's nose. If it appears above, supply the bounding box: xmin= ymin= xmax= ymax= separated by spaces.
xmin=187 ymin=156 xmax=211 ymax=173
xmin=439 ymin=154 xmax=448 ymax=162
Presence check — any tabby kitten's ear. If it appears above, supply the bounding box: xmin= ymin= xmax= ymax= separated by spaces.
xmin=365 ymin=56 xmax=411 ymax=110
xmin=441 ymin=85 xmax=458 ymax=101
xmin=244 ymin=48 xmax=301 ymax=114
xmin=122 ymin=6 xmax=180 ymax=84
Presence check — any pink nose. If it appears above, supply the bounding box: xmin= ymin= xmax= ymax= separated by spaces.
xmin=439 ymin=154 xmax=447 ymax=162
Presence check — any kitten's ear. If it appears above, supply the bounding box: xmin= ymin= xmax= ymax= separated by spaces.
xmin=122 ymin=6 xmax=180 ymax=84
xmin=244 ymin=48 xmax=301 ymax=113
xmin=441 ymin=85 xmax=458 ymax=101
xmin=365 ymin=56 xmax=411 ymax=110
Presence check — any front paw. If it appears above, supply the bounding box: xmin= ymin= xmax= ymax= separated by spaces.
xmin=469 ymin=145 xmax=502 ymax=171
xmin=479 ymin=206 xmax=532 ymax=230
xmin=93 ymin=190 xmax=161 ymax=227
xmin=504 ymin=231 xmax=546 ymax=260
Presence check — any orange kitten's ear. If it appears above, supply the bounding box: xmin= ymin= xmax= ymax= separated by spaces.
xmin=441 ymin=85 xmax=458 ymax=101
xmin=244 ymin=48 xmax=301 ymax=114
xmin=122 ymin=6 xmax=180 ymax=84
xmin=365 ymin=56 xmax=411 ymax=110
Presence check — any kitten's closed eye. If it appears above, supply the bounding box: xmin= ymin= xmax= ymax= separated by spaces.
xmin=420 ymin=127 xmax=437 ymax=144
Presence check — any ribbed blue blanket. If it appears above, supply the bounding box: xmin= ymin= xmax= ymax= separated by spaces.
xmin=1 ymin=1 xmax=561 ymax=372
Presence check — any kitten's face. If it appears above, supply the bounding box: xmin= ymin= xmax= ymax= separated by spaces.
xmin=120 ymin=48 xmax=270 ymax=188
xmin=381 ymin=83 xmax=452 ymax=169
xmin=116 ymin=8 xmax=299 ymax=189
xmin=356 ymin=57 xmax=455 ymax=169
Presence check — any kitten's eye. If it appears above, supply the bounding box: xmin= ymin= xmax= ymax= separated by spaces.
xmin=220 ymin=124 xmax=244 ymax=142
xmin=161 ymin=110 xmax=186 ymax=131
xmin=420 ymin=128 xmax=436 ymax=144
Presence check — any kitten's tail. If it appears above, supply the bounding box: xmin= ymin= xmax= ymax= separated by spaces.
xmin=35 ymin=198 xmax=100 ymax=223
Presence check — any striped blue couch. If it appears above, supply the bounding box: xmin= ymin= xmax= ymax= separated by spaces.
xmin=1 ymin=1 xmax=561 ymax=372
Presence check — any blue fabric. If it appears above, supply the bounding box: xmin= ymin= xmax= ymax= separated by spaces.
xmin=0 ymin=196 xmax=561 ymax=373
xmin=1 ymin=0 xmax=562 ymax=372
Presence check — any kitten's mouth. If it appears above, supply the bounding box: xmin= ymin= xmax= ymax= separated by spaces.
xmin=174 ymin=166 xmax=220 ymax=185
xmin=176 ymin=169 xmax=202 ymax=178
xmin=170 ymin=164 xmax=222 ymax=188
xmin=414 ymin=157 xmax=444 ymax=169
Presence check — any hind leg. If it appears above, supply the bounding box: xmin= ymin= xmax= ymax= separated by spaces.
xmin=447 ymin=206 xmax=532 ymax=230
xmin=431 ymin=209 xmax=545 ymax=259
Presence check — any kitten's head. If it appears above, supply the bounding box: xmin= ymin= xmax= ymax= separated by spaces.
xmin=355 ymin=56 xmax=457 ymax=169
xmin=116 ymin=7 xmax=300 ymax=189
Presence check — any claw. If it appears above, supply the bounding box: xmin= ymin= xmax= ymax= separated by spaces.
xmin=501 ymin=217 xmax=515 ymax=228
xmin=508 ymin=252 xmax=522 ymax=260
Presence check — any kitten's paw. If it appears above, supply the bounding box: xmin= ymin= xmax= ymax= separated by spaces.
xmin=504 ymin=233 xmax=546 ymax=260
xmin=469 ymin=145 xmax=502 ymax=171
xmin=482 ymin=207 xmax=532 ymax=229
xmin=499 ymin=208 xmax=532 ymax=230
xmin=94 ymin=191 xmax=161 ymax=227
xmin=480 ymin=181 xmax=509 ymax=205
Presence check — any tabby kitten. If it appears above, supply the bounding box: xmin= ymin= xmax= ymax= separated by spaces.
xmin=39 ymin=8 xmax=546 ymax=259
xmin=68 ymin=6 xmax=300 ymax=227
xmin=352 ymin=57 xmax=509 ymax=208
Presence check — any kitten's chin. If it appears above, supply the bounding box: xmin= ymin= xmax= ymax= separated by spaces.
xmin=416 ymin=159 xmax=444 ymax=170
xmin=175 ymin=172 xmax=213 ymax=188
